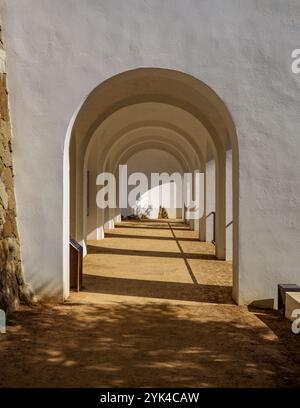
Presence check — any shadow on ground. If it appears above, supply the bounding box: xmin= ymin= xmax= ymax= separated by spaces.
xmin=1 ymin=302 xmax=300 ymax=387
xmin=81 ymin=274 xmax=234 ymax=304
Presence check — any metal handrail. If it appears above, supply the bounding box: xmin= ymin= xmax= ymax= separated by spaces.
xmin=206 ymin=211 xmax=216 ymax=244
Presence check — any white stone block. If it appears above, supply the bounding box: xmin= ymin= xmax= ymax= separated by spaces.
xmin=285 ymin=292 xmax=300 ymax=321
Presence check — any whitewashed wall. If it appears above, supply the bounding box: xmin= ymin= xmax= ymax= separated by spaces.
xmin=124 ymin=149 xmax=184 ymax=219
xmin=206 ymin=157 xmax=215 ymax=243
xmin=1 ymin=0 xmax=300 ymax=306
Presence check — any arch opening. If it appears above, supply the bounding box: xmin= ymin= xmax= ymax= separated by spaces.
xmin=64 ymin=68 xmax=239 ymax=304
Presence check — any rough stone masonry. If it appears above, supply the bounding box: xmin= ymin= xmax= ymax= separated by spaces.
xmin=0 ymin=25 xmax=31 ymax=314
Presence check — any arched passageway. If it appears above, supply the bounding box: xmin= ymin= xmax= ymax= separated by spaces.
xmin=64 ymin=68 xmax=238 ymax=303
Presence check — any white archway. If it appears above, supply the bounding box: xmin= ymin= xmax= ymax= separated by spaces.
xmin=64 ymin=68 xmax=239 ymax=302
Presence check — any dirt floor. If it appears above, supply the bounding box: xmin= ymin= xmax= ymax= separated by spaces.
xmin=1 ymin=220 xmax=300 ymax=387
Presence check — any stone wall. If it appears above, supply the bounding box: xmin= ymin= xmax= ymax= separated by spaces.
xmin=0 ymin=25 xmax=31 ymax=314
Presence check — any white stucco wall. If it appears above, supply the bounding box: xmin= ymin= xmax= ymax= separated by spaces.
xmin=226 ymin=148 xmax=233 ymax=261
xmin=1 ymin=0 xmax=300 ymax=305
xmin=206 ymin=157 xmax=215 ymax=243
xmin=124 ymin=149 xmax=184 ymax=219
